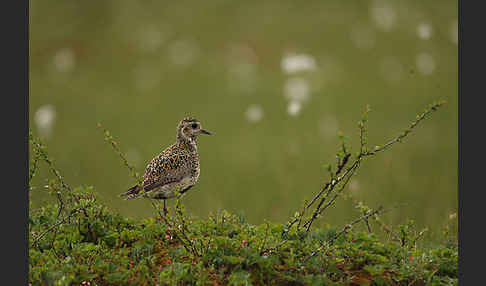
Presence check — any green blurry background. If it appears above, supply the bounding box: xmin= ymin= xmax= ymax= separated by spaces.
xmin=29 ymin=1 xmax=457 ymax=240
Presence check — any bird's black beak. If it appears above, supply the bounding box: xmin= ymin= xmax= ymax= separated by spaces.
xmin=201 ymin=129 xmax=213 ymax=135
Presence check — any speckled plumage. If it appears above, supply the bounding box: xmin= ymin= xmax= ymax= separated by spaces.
xmin=119 ymin=117 xmax=212 ymax=203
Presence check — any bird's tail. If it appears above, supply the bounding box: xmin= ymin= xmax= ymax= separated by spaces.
xmin=119 ymin=184 xmax=145 ymax=200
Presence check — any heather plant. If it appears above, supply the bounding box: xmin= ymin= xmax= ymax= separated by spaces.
xmin=29 ymin=101 xmax=457 ymax=286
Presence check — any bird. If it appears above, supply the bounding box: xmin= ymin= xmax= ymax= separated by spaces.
xmin=119 ymin=117 xmax=212 ymax=214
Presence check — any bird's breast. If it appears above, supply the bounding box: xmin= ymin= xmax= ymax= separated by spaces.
xmin=195 ymin=165 xmax=200 ymax=181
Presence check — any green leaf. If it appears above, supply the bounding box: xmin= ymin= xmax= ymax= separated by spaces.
xmin=363 ymin=264 xmax=385 ymax=276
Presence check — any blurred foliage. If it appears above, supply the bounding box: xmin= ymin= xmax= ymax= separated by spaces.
xmin=29 ymin=0 xmax=457 ymax=238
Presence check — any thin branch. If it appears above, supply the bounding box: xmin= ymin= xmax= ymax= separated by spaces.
xmin=365 ymin=218 xmax=372 ymax=233
xmin=284 ymin=151 xmax=352 ymax=234
xmin=98 ymin=123 xmax=143 ymax=184
xmin=375 ymin=219 xmax=402 ymax=245
xmin=335 ymin=153 xmax=351 ymax=177
xmin=363 ymin=101 xmax=445 ymax=156
xmin=29 ymin=133 xmax=73 ymax=194
xmin=359 ymin=104 xmax=370 ymax=154
xmin=30 ymin=208 xmax=81 ymax=248
xmin=175 ymin=200 xmax=200 ymax=256
xmin=56 ymin=191 xmax=64 ymax=219
xmin=29 ymin=155 xmax=39 ymax=185
xmin=150 ymin=198 xmax=198 ymax=256
xmin=284 ymin=100 xmax=445 ymax=235
xmin=304 ymin=203 xmax=407 ymax=262
xmin=259 ymin=221 xmax=270 ymax=255
xmin=296 ymin=199 xmax=309 ymax=230
xmin=29 ymin=132 xmax=77 ymax=221
xmin=261 ymin=239 xmax=290 ymax=256
xmin=304 ymin=163 xmax=358 ymax=231
xmin=149 ymin=199 xmax=166 ymax=221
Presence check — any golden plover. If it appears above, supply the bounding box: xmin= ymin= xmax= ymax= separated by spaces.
xmin=119 ymin=117 xmax=212 ymax=214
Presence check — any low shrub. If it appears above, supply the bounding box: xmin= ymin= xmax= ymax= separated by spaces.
xmin=29 ymin=101 xmax=457 ymax=285
xmin=29 ymin=196 xmax=457 ymax=285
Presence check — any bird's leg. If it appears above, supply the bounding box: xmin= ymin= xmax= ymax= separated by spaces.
xmin=163 ymin=199 xmax=168 ymax=216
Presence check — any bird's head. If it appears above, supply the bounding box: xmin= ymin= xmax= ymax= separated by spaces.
xmin=177 ymin=117 xmax=212 ymax=142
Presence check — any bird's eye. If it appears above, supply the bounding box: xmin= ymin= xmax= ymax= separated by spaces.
xmin=191 ymin=123 xmax=198 ymax=129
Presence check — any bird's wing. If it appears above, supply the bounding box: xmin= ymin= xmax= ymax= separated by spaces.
xmin=141 ymin=151 xmax=193 ymax=193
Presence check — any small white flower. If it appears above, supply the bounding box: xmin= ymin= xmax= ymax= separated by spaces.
xmin=287 ymin=101 xmax=301 ymax=117
xmin=417 ymin=23 xmax=433 ymax=40
xmin=245 ymin=105 xmax=264 ymax=123
xmin=34 ymin=105 xmax=56 ymax=138
xmin=281 ymin=53 xmax=317 ymax=74
xmin=370 ymin=0 xmax=396 ymax=32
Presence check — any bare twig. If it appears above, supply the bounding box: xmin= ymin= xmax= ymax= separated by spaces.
xmin=363 ymin=101 xmax=446 ymax=156
xmin=285 ymin=100 xmax=446 ymax=236
xmin=29 ymin=131 xmax=79 ymax=232
xmin=359 ymin=104 xmax=371 ymax=154
xmin=365 ymin=218 xmax=372 ymax=233
xmin=175 ymin=200 xmax=200 ymax=256
xmin=273 ymin=101 xmax=446 ymax=260
xmin=30 ymin=208 xmax=81 ymax=248
xmin=296 ymin=199 xmax=309 ymax=230
xmin=335 ymin=153 xmax=351 ymax=177
xmin=29 ymin=133 xmax=74 ymax=194
xmin=304 ymin=205 xmax=402 ymax=262
xmin=304 ymin=162 xmax=358 ymax=232
xmin=97 ymin=123 xmax=143 ymax=184
xmin=29 ymin=154 xmax=39 ymax=185
xmin=261 ymin=239 xmax=290 ymax=256
xmin=56 ymin=191 xmax=64 ymax=219
xmin=283 ymin=182 xmax=331 ymax=235
xmin=375 ymin=218 xmax=402 ymax=245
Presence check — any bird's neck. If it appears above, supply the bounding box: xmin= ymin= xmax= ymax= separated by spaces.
xmin=176 ymin=136 xmax=197 ymax=152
